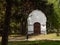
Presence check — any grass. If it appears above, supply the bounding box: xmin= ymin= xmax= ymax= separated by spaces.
xmin=0 ymin=40 xmax=60 ymax=45
xmin=0 ymin=33 xmax=60 ymax=45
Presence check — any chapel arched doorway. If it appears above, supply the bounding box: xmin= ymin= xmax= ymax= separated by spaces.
xmin=34 ymin=22 xmax=41 ymax=34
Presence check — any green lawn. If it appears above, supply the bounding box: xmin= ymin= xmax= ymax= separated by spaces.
xmin=0 ymin=40 xmax=60 ymax=45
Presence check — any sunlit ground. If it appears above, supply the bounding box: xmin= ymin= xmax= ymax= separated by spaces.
xmin=0 ymin=33 xmax=60 ymax=41
xmin=8 ymin=33 xmax=60 ymax=41
xmin=27 ymin=33 xmax=60 ymax=41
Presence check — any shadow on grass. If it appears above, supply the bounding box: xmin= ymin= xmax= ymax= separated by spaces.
xmin=5 ymin=40 xmax=60 ymax=45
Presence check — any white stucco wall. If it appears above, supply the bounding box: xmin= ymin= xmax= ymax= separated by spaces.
xmin=27 ymin=10 xmax=47 ymax=34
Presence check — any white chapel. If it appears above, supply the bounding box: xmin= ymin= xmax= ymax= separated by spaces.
xmin=27 ymin=10 xmax=47 ymax=34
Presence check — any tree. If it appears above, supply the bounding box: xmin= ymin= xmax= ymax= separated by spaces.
xmin=1 ymin=0 xmax=12 ymax=45
xmin=48 ymin=0 xmax=60 ymax=36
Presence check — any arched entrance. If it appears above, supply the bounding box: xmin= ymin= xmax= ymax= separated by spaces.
xmin=34 ymin=22 xmax=41 ymax=34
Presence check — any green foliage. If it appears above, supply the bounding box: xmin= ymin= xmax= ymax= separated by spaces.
xmin=0 ymin=0 xmax=6 ymax=31
xmin=48 ymin=0 xmax=60 ymax=29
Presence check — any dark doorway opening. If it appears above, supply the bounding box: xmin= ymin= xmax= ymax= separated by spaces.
xmin=34 ymin=22 xmax=41 ymax=34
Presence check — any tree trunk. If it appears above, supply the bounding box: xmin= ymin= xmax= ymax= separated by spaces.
xmin=20 ymin=18 xmax=24 ymax=35
xmin=1 ymin=0 xmax=12 ymax=45
xmin=20 ymin=21 xmax=23 ymax=35
xmin=25 ymin=19 xmax=27 ymax=35
xmin=56 ymin=29 xmax=60 ymax=36
xmin=20 ymin=19 xmax=27 ymax=35
xmin=21 ymin=22 xmax=25 ymax=35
